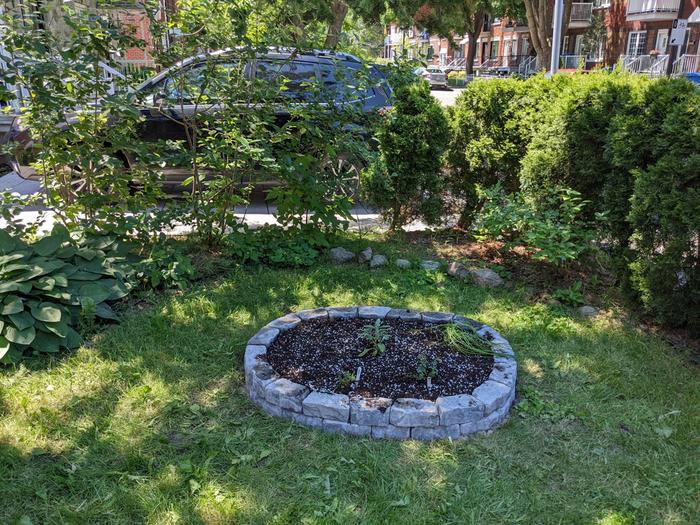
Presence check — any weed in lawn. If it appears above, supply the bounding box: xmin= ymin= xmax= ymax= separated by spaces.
xmin=553 ymin=281 xmax=585 ymax=307
xmin=358 ymin=319 xmax=390 ymax=357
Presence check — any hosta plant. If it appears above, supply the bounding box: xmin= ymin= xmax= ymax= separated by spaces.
xmin=0 ymin=225 xmax=133 ymax=363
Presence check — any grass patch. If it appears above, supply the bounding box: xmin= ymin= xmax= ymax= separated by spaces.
xmin=1 ymin=255 xmax=699 ymax=524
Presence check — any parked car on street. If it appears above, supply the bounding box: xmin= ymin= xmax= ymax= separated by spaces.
xmin=414 ymin=67 xmax=449 ymax=89
xmin=4 ymin=49 xmax=393 ymax=190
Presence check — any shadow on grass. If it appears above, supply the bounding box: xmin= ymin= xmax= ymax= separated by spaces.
xmin=1 ymin=263 xmax=698 ymax=523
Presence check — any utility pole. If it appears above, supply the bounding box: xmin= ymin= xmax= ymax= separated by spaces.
xmin=550 ymin=0 xmax=564 ymax=74
xmin=665 ymin=0 xmax=686 ymax=76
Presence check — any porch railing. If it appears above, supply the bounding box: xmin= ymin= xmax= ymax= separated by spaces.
xmin=626 ymin=0 xmax=680 ymax=15
xmin=560 ymin=55 xmax=586 ymax=69
xmin=672 ymin=54 xmax=700 ymax=75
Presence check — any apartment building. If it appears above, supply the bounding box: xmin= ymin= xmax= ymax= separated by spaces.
xmin=383 ymin=0 xmax=700 ymax=75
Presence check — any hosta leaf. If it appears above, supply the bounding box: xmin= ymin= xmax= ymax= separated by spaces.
xmin=33 ymin=235 xmax=62 ymax=257
xmin=78 ymin=257 xmax=107 ymax=274
xmin=0 ymin=230 xmax=19 ymax=255
xmin=88 ymin=236 xmax=115 ymax=250
xmin=76 ymin=247 xmax=97 ymax=261
xmin=33 ymin=331 xmax=61 ymax=353
xmin=79 ymin=283 xmax=112 ymax=304
xmin=34 ymin=277 xmax=56 ymax=291
xmin=4 ymin=324 xmax=36 ymax=345
xmin=64 ymin=327 xmax=82 ymax=349
xmin=1 ymin=295 xmax=23 ymax=315
xmin=30 ymin=259 xmax=67 ymax=277
xmin=51 ymin=273 xmax=69 ymax=287
xmin=95 ymin=302 xmax=119 ymax=321
xmin=40 ymin=320 xmax=68 ymax=338
xmin=55 ymin=246 xmax=77 ymax=259
xmin=0 ymin=335 xmax=11 ymax=360
xmin=69 ymin=270 xmax=102 ymax=281
xmin=0 ymin=281 xmax=32 ymax=294
xmin=9 ymin=310 xmax=35 ymax=331
xmin=30 ymin=302 xmax=62 ymax=323
xmin=50 ymin=223 xmax=71 ymax=243
xmin=102 ymin=278 xmax=131 ymax=300
xmin=0 ymin=253 xmax=27 ymax=266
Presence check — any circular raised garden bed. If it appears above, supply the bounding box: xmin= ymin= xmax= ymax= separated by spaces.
xmin=244 ymin=307 xmax=517 ymax=441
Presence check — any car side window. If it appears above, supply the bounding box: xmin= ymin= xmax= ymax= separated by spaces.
xmin=254 ymin=60 xmax=318 ymax=99
xmin=317 ymin=62 xmax=372 ymax=102
xmin=161 ymin=61 xmax=245 ymax=103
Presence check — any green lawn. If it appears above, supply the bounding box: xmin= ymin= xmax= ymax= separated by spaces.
xmin=1 ymin=246 xmax=698 ymax=524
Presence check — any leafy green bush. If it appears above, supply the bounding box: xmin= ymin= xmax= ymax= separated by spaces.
xmin=474 ymin=184 xmax=603 ymax=265
xmin=447 ymin=78 xmax=528 ymax=227
xmin=0 ymin=225 xmax=133 ymax=363
xmin=133 ymin=244 xmax=196 ymax=291
xmin=360 ymin=82 xmax=449 ymax=230
xmin=627 ymin=87 xmax=700 ymax=331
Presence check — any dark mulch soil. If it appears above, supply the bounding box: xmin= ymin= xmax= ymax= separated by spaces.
xmin=266 ymin=317 xmax=494 ymax=400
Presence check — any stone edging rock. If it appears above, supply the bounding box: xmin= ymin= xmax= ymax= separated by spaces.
xmin=244 ymin=307 xmax=517 ymax=441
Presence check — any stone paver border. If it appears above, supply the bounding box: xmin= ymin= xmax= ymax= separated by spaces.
xmin=244 ymin=307 xmax=517 ymax=441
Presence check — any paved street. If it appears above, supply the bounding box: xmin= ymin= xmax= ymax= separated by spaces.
xmin=431 ymin=87 xmax=464 ymax=106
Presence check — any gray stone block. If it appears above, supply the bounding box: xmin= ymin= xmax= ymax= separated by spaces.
xmin=436 ymin=394 xmax=484 ymax=426
xmin=264 ymin=379 xmax=310 ymax=413
xmin=421 ymin=311 xmax=455 ymax=324
xmin=469 ymin=268 xmax=504 ymax=288
xmin=395 ymin=258 xmax=411 ymax=269
xmin=330 ymin=247 xmax=355 ymax=264
xmin=489 ymin=360 xmax=517 ymax=387
xmin=371 ymin=425 xmax=411 ymax=440
xmin=289 ymin=411 xmax=324 ymax=429
xmin=472 ymin=380 xmax=512 ymax=415
xmin=267 ymin=314 xmax=301 ymax=331
xmin=249 ymin=361 xmax=278 ymax=399
xmin=303 ymin=392 xmax=350 ymax=422
xmin=389 ymin=398 xmax=439 ymax=427
xmin=358 ymin=247 xmax=373 ymax=264
xmin=385 ymin=308 xmax=422 ymax=321
xmin=255 ymin=398 xmax=285 ymax=418
xmin=323 ymin=420 xmax=372 ymax=437
xmin=244 ymin=344 xmax=267 ymax=371
xmin=412 ymin=424 xmax=461 ymax=441
xmin=297 ymin=308 xmax=329 ymax=321
xmin=472 ymin=406 xmax=508 ymax=433
xmin=420 ymin=260 xmax=441 ymax=271
xmin=248 ymin=327 xmax=280 ymax=347
xmin=358 ymin=306 xmax=392 ymax=319
xmin=350 ymin=397 xmax=392 ymax=426
xmin=453 ymin=315 xmax=484 ymax=330
xmin=327 ymin=307 xmax=358 ymax=319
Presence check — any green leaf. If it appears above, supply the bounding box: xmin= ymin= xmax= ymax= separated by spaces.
xmin=0 ymin=253 xmax=27 ymax=266
xmin=33 ymin=235 xmax=62 ymax=257
xmin=102 ymin=278 xmax=131 ymax=300
xmin=51 ymin=273 xmax=69 ymax=287
xmin=64 ymin=327 xmax=82 ymax=349
xmin=76 ymin=247 xmax=98 ymax=261
xmin=9 ymin=310 xmax=35 ymax=331
xmin=0 ymin=230 xmax=18 ymax=255
xmin=0 ymin=281 xmax=32 ymax=294
xmin=95 ymin=302 xmax=119 ymax=321
xmin=69 ymin=271 xmax=102 ymax=281
xmin=30 ymin=302 xmax=63 ymax=323
xmin=79 ymin=283 xmax=112 ymax=304
xmin=50 ymin=223 xmax=71 ymax=243
xmin=33 ymin=330 xmax=62 ymax=353
xmin=34 ymin=276 xmax=56 ymax=291
xmin=0 ymin=335 xmax=11 ymax=361
xmin=55 ymin=246 xmax=77 ymax=259
xmin=4 ymin=324 xmax=36 ymax=345
xmin=1 ymin=295 xmax=23 ymax=315
xmin=41 ymin=320 xmax=68 ymax=338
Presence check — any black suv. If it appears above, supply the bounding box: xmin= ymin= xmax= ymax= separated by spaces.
xmin=5 ymin=48 xmax=392 ymax=187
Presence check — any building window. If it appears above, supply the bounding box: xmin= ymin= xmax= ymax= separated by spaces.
xmin=627 ymin=31 xmax=647 ymax=56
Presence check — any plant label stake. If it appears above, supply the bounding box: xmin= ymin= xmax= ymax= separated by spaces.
xmin=355 ymin=367 xmax=362 ymax=382
xmin=427 ymin=377 xmax=432 ymax=390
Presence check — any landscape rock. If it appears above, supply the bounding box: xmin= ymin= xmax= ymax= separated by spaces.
xmin=297 ymin=308 xmax=329 ymax=321
xmin=472 ymin=380 xmax=512 ymax=415
xmin=385 ymin=308 xmax=422 ymax=321
xmin=303 ymin=392 xmax=350 ymax=421
xmin=469 ymin=268 xmax=504 ymax=288
xmin=371 ymin=425 xmax=411 ymax=439
xmin=323 ymin=420 xmax=372 ymax=436
xmin=395 ymin=258 xmax=411 ymax=269
xmin=327 ymin=307 xmax=358 ymax=319
xmin=420 ymin=260 xmax=441 ymax=271
xmin=267 ymin=314 xmax=301 ymax=332
xmin=447 ymin=261 xmax=470 ymax=279
xmin=578 ymin=305 xmax=599 ymax=317
xmin=264 ymin=379 xmax=309 ymax=413
xmin=248 ymin=327 xmax=280 ymax=347
xmin=421 ymin=311 xmax=454 ymax=324
xmin=369 ymin=254 xmax=388 ymax=268
xmin=389 ymin=398 xmax=439 ymax=427
xmin=358 ymin=247 xmax=373 ymax=264
xmin=330 ymin=247 xmax=355 ymax=264
xmin=350 ymin=397 xmax=392 ymax=426
xmin=358 ymin=306 xmax=392 ymax=319
xmin=412 ymin=424 xmax=461 ymax=441
xmin=435 ymin=394 xmax=484 ymax=426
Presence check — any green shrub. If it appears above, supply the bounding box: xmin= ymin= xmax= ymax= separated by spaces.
xmin=447 ymin=78 xmax=528 ymax=227
xmin=361 ymin=82 xmax=449 ymax=230
xmin=0 ymin=225 xmax=133 ymax=363
xmin=225 ymin=225 xmax=325 ymax=268
xmin=627 ymin=87 xmax=700 ymax=331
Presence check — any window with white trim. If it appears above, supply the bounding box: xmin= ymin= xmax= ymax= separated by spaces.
xmin=627 ymin=31 xmax=647 ymax=56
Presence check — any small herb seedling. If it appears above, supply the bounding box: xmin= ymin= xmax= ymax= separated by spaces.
xmin=337 ymin=370 xmax=356 ymax=391
xmin=416 ymin=352 xmax=439 ymax=381
xmin=358 ymin=319 xmax=390 ymax=357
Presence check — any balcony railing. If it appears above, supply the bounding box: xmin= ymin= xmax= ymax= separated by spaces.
xmin=570 ymin=3 xmax=593 ymax=22
xmin=626 ymin=0 xmax=680 ymax=16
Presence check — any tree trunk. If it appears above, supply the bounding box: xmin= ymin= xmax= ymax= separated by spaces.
xmin=323 ymin=0 xmax=348 ymax=49
xmin=465 ymin=33 xmax=478 ymax=75
xmin=523 ymin=0 xmax=573 ymax=71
